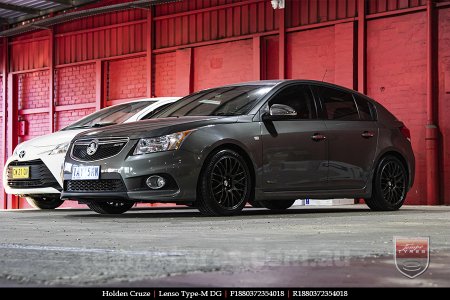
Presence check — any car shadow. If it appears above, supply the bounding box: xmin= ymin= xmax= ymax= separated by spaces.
xmin=60 ymin=205 xmax=440 ymax=219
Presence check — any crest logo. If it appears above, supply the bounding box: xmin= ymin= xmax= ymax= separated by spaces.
xmin=86 ymin=140 xmax=99 ymax=156
xmin=394 ymin=237 xmax=429 ymax=278
xmin=18 ymin=150 xmax=26 ymax=159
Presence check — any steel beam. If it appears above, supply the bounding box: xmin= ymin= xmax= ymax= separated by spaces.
xmin=0 ymin=3 xmax=41 ymax=15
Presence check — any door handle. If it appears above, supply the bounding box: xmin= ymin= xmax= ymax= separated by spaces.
xmin=311 ymin=133 xmax=326 ymax=141
xmin=361 ymin=131 xmax=375 ymax=138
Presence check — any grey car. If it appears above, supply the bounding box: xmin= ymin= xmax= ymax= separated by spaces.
xmin=61 ymin=80 xmax=415 ymax=215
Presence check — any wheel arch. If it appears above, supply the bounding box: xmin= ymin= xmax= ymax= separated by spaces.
xmin=196 ymin=142 xmax=256 ymax=198
xmin=372 ymin=149 xmax=411 ymax=190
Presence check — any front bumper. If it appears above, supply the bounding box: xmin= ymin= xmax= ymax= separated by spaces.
xmin=3 ymin=156 xmax=62 ymax=196
xmin=61 ymin=141 xmax=202 ymax=203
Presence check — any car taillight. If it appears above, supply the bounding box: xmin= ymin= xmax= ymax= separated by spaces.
xmin=400 ymin=125 xmax=411 ymax=142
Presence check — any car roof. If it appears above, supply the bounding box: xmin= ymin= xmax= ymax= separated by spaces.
xmin=222 ymin=80 xmax=375 ymax=103
xmin=224 ymin=79 xmax=352 ymax=90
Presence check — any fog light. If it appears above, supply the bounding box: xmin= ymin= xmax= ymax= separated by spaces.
xmin=146 ymin=175 xmax=166 ymax=189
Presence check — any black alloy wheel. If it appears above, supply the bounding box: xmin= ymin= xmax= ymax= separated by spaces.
xmin=365 ymin=155 xmax=407 ymax=211
xmin=197 ymin=149 xmax=251 ymax=216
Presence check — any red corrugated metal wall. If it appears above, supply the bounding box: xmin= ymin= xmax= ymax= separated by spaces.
xmin=1 ymin=0 xmax=449 ymax=209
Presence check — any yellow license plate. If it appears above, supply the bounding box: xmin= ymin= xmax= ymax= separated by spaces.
xmin=12 ymin=167 xmax=30 ymax=179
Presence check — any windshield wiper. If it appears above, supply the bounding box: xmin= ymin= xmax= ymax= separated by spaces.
xmin=90 ymin=122 xmax=117 ymax=128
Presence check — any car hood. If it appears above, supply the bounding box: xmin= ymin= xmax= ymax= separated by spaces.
xmin=15 ymin=129 xmax=86 ymax=152
xmin=76 ymin=116 xmax=239 ymax=140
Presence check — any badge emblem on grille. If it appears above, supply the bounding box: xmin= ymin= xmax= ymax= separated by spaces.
xmin=18 ymin=150 xmax=26 ymax=159
xmin=86 ymin=140 xmax=99 ymax=156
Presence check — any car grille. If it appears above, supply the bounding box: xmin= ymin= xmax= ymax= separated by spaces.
xmin=65 ymin=180 xmax=126 ymax=192
xmin=7 ymin=160 xmax=61 ymax=190
xmin=71 ymin=138 xmax=128 ymax=161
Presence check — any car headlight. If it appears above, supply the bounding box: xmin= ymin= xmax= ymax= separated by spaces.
xmin=133 ymin=130 xmax=193 ymax=155
xmin=49 ymin=142 xmax=70 ymax=156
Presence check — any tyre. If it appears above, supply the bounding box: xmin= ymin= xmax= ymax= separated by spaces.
xmin=87 ymin=201 xmax=134 ymax=214
xmin=260 ymin=199 xmax=295 ymax=210
xmin=25 ymin=196 xmax=64 ymax=210
xmin=365 ymin=155 xmax=408 ymax=211
xmin=197 ymin=149 xmax=252 ymax=216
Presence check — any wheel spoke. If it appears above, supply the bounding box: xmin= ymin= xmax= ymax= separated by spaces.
xmin=209 ymin=155 xmax=248 ymax=210
xmin=380 ymin=161 xmax=406 ymax=205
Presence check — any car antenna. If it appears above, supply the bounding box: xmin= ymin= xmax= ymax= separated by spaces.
xmin=321 ymin=69 xmax=327 ymax=82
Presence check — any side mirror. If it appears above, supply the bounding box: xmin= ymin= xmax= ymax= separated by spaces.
xmin=262 ymin=104 xmax=297 ymax=121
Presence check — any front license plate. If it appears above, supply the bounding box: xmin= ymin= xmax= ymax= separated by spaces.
xmin=72 ymin=166 xmax=100 ymax=180
xmin=12 ymin=166 xmax=30 ymax=179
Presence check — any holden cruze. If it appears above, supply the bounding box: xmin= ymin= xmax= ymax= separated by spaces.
xmin=61 ymin=80 xmax=414 ymax=215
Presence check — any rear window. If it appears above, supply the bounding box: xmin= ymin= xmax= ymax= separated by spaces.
xmin=318 ymin=86 xmax=359 ymax=121
xmin=354 ymin=95 xmax=377 ymax=121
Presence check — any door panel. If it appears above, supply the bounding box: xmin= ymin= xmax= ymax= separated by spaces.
xmin=325 ymin=121 xmax=378 ymax=189
xmin=261 ymin=120 xmax=328 ymax=191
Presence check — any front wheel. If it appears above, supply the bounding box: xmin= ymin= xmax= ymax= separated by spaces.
xmin=25 ymin=196 xmax=64 ymax=209
xmin=87 ymin=201 xmax=134 ymax=214
xmin=365 ymin=155 xmax=408 ymax=211
xmin=197 ymin=149 xmax=252 ymax=216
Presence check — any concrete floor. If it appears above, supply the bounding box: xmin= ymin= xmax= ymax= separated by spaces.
xmin=0 ymin=205 xmax=449 ymax=287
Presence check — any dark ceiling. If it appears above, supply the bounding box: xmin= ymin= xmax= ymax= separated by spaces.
xmin=0 ymin=0 xmax=98 ymax=25
xmin=0 ymin=0 xmax=181 ymax=37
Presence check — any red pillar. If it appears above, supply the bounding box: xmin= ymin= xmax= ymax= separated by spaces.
xmin=6 ymin=72 xmax=17 ymax=209
xmin=95 ymin=60 xmax=103 ymax=111
xmin=426 ymin=0 xmax=439 ymax=205
xmin=175 ymin=48 xmax=193 ymax=96
xmin=48 ymin=29 xmax=55 ymax=133
xmin=253 ymin=36 xmax=261 ymax=81
xmin=1 ymin=38 xmax=8 ymax=210
xmin=278 ymin=7 xmax=286 ymax=80
xmin=146 ymin=8 xmax=153 ymax=98
xmin=357 ymin=0 xmax=366 ymax=94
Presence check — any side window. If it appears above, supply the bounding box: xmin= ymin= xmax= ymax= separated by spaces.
xmin=319 ymin=87 xmax=359 ymax=121
xmin=268 ymin=84 xmax=316 ymax=119
xmin=141 ymin=103 xmax=172 ymax=120
xmin=354 ymin=95 xmax=376 ymax=121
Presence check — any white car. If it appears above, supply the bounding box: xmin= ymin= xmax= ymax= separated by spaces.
xmin=3 ymin=97 xmax=180 ymax=209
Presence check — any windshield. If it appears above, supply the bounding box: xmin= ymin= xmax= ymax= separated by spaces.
xmin=63 ymin=101 xmax=155 ymax=130
xmin=155 ymin=85 xmax=273 ymax=117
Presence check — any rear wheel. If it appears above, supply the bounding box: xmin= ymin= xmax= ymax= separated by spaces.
xmin=87 ymin=201 xmax=134 ymax=214
xmin=365 ymin=155 xmax=408 ymax=211
xmin=197 ymin=149 xmax=252 ymax=216
xmin=260 ymin=199 xmax=295 ymax=210
xmin=25 ymin=196 xmax=64 ymax=210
